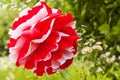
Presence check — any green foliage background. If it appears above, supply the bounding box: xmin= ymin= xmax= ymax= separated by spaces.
xmin=0 ymin=0 xmax=120 ymax=80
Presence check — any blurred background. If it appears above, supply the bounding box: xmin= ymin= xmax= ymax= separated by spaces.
xmin=0 ymin=0 xmax=120 ymax=80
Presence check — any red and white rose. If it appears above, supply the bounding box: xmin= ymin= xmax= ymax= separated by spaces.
xmin=8 ymin=1 xmax=78 ymax=76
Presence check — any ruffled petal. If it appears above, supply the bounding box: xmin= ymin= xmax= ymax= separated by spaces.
xmin=8 ymin=1 xmax=78 ymax=76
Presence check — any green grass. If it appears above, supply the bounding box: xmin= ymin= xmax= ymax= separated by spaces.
xmin=0 ymin=57 xmax=82 ymax=80
xmin=0 ymin=56 xmax=120 ymax=80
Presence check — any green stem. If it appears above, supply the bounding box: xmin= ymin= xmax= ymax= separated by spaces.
xmin=45 ymin=73 xmax=49 ymax=80
xmin=60 ymin=72 xmax=67 ymax=80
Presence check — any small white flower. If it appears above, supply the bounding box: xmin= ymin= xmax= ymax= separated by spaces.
xmin=6 ymin=77 xmax=11 ymax=80
xmin=111 ymin=55 xmax=116 ymax=61
xmin=118 ymin=56 xmax=120 ymax=60
xmin=81 ymin=46 xmax=93 ymax=54
xmin=89 ymin=38 xmax=95 ymax=42
xmin=10 ymin=5 xmax=17 ymax=10
xmin=18 ymin=8 xmax=22 ymax=11
xmin=96 ymin=67 xmax=103 ymax=72
xmin=100 ymin=54 xmax=105 ymax=58
xmin=81 ymin=24 xmax=86 ymax=27
xmin=110 ymin=47 xmax=113 ymax=50
xmin=77 ymin=38 xmax=83 ymax=41
xmin=9 ymin=72 xmax=15 ymax=79
xmin=106 ymin=58 xmax=110 ymax=63
xmin=105 ymin=52 xmax=111 ymax=56
xmin=106 ymin=55 xmax=116 ymax=63
xmin=0 ymin=57 xmax=13 ymax=70
xmin=78 ymin=33 xmax=82 ymax=36
xmin=2 ymin=4 xmax=8 ymax=9
xmin=40 ymin=0 xmax=45 ymax=2
xmin=96 ymin=41 xmax=102 ymax=45
xmin=92 ymin=45 xmax=103 ymax=50
xmin=26 ymin=0 xmax=31 ymax=3
xmin=84 ymin=42 xmax=89 ymax=45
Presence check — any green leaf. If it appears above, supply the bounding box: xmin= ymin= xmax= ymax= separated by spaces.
xmin=111 ymin=20 xmax=120 ymax=35
xmin=99 ymin=24 xmax=110 ymax=35
xmin=116 ymin=45 xmax=120 ymax=53
xmin=111 ymin=26 xmax=120 ymax=35
xmin=106 ymin=4 xmax=116 ymax=9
